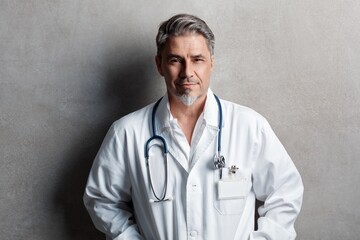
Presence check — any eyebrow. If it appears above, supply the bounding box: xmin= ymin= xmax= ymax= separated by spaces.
xmin=191 ymin=54 xmax=206 ymax=59
xmin=166 ymin=54 xmax=206 ymax=60
xmin=166 ymin=54 xmax=182 ymax=61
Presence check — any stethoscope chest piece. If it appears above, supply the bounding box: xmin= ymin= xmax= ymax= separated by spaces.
xmin=214 ymin=154 xmax=225 ymax=169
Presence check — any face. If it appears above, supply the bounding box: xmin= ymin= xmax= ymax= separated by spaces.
xmin=156 ymin=33 xmax=214 ymax=106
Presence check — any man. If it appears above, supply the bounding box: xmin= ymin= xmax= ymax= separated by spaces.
xmin=84 ymin=14 xmax=303 ymax=240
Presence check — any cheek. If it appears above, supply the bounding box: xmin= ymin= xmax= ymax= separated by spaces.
xmin=163 ymin=69 xmax=178 ymax=86
xmin=166 ymin=66 xmax=180 ymax=78
xmin=197 ymin=66 xmax=212 ymax=79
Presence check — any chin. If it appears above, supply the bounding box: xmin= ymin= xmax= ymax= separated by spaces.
xmin=178 ymin=94 xmax=198 ymax=106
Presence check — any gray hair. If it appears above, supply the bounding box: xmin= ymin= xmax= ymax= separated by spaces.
xmin=156 ymin=14 xmax=215 ymax=56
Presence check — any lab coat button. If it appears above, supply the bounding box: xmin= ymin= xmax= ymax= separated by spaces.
xmin=190 ymin=230 xmax=198 ymax=237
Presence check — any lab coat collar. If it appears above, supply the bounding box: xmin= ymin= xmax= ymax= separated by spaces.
xmin=154 ymin=89 xmax=220 ymax=172
xmin=154 ymin=88 xmax=221 ymax=133
xmin=203 ymin=89 xmax=222 ymax=128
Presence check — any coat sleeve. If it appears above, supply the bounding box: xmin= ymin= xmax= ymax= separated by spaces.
xmin=83 ymin=123 xmax=144 ymax=240
xmin=250 ymin=119 xmax=304 ymax=240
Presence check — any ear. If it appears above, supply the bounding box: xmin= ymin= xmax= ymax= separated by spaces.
xmin=210 ymin=55 xmax=215 ymax=72
xmin=155 ymin=55 xmax=164 ymax=76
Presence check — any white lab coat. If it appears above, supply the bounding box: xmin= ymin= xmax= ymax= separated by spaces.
xmin=84 ymin=89 xmax=303 ymax=240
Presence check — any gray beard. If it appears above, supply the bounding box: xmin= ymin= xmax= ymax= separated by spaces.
xmin=179 ymin=94 xmax=198 ymax=106
xmin=176 ymin=88 xmax=198 ymax=106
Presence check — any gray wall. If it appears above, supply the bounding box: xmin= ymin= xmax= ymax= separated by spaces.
xmin=1 ymin=1 xmax=359 ymax=239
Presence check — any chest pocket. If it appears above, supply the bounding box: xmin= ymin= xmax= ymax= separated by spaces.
xmin=213 ymin=168 xmax=252 ymax=215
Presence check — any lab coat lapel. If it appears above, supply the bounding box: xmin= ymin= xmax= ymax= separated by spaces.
xmin=154 ymin=95 xmax=190 ymax=172
xmin=190 ymin=125 xmax=218 ymax=169
xmin=190 ymin=90 xmax=222 ymax=169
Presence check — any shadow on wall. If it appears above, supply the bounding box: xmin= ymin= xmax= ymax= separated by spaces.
xmin=53 ymin=45 xmax=159 ymax=239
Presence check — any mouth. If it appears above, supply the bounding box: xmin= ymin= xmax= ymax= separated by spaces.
xmin=176 ymin=83 xmax=197 ymax=93
xmin=176 ymin=80 xmax=198 ymax=87
xmin=174 ymin=78 xmax=199 ymax=94
xmin=178 ymin=83 xmax=197 ymax=87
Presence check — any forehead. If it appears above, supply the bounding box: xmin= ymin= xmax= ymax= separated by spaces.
xmin=162 ymin=33 xmax=211 ymax=55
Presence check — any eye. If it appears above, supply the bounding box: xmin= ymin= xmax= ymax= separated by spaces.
xmin=168 ymin=57 xmax=181 ymax=64
xmin=194 ymin=57 xmax=205 ymax=63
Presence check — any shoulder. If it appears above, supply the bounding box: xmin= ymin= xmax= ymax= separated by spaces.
xmin=219 ymin=99 xmax=275 ymax=141
xmin=220 ymin=98 xmax=267 ymax=125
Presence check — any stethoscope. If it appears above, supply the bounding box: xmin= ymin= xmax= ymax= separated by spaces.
xmin=144 ymin=94 xmax=225 ymax=203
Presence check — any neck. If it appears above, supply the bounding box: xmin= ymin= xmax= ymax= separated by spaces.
xmin=169 ymin=95 xmax=206 ymax=119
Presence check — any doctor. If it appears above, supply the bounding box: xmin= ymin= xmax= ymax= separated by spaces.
xmin=84 ymin=14 xmax=304 ymax=240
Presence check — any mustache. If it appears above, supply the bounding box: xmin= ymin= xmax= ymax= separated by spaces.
xmin=175 ymin=77 xmax=198 ymax=85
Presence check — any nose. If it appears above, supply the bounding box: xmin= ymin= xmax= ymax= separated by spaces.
xmin=179 ymin=61 xmax=194 ymax=79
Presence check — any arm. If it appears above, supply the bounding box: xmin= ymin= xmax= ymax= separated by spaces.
xmin=83 ymin=124 xmax=144 ymax=240
xmin=250 ymin=120 xmax=304 ymax=240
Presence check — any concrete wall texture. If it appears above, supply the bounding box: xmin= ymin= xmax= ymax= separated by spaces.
xmin=1 ymin=1 xmax=359 ymax=239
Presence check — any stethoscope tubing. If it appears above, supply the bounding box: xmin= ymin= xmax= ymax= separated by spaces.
xmin=145 ymin=94 xmax=223 ymax=202
xmin=214 ymin=93 xmax=223 ymax=156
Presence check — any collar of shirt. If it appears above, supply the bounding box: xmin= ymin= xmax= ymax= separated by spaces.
xmin=154 ymin=88 xmax=220 ymax=135
xmin=153 ymin=88 xmax=221 ymax=169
